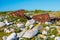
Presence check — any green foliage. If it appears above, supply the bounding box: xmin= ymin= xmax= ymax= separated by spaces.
xmin=34 ymin=10 xmax=49 ymax=13
xmin=20 ymin=18 xmax=27 ymax=23
xmin=51 ymin=29 xmax=57 ymax=35
xmin=0 ymin=12 xmax=7 ymax=14
xmin=0 ymin=31 xmax=11 ymax=40
xmin=48 ymin=28 xmax=58 ymax=36
xmin=42 ymin=23 xmax=47 ymax=27
xmin=47 ymin=37 xmax=54 ymax=40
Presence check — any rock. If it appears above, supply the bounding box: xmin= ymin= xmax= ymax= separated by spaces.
xmin=42 ymin=30 xmax=47 ymax=35
xmin=4 ymin=19 xmax=13 ymax=26
xmin=45 ymin=26 xmax=49 ymax=31
xmin=38 ymin=34 xmax=46 ymax=39
xmin=0 ymin=22 xmax=5 ymax=27
xmin=50 ymin=35 xmax=55 ymax=38
xmin=4 ymin=28 xmax=11 ymax=33
xmin=7 ymin=32 xmax=17 ymax=40
xmin=29 ymin=25 xmax=34 ymax=29
xmin=56 ymin=27 xmax=60 ymax=33
xmin=22 ymin=24 xmax=41 ymax=38
xmin=22 ymin=29 xmax=38 ymax=38
xmin=10 ymin=28 xmax=15 ymax=32
xmin=2 ymin=36 xmax=7 ymax=40
xmin=56 ymin=22 xmax=60 ymax=25
xmin=20 ymin=28 xmax=25 ymax=30
xmin=45 ymin=22 xmax=52 ymax=25
xmin=55 ymin=37 xmax=60 ymax=40
xmin=25 ymin=19 xmax=35 ymax=26
xmin=19 ymin=29 xmax=26 ymax=37
xmin=17 ymin=33 xmax=20 ymax=37
xmin=6 ymin=30 xmax=11 ymax=33
xmin=4 ymin=28 xmax=15 ymax=33
xmin=17 ymin=23 xmax=24 ymax=28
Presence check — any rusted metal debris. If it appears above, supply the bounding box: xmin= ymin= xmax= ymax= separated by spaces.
xmin=10 ymin=9 xmax=26 ymax=18
xmin=32 ymin=13 xmax=50 ymax=22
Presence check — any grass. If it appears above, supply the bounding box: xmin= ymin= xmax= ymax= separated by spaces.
xmin=0 ymin=27 xmax=11 ymax=40
xmin=0 ymin=31 xmax=11 ymax=40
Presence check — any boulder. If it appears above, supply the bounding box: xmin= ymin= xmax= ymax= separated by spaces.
xmin=0 ymin=22 xmax=5 ymax=27
xmin=25 ymin=19 xmax=35 ymax=26
xmin=7 ymin=33 xmax=17 ymax=40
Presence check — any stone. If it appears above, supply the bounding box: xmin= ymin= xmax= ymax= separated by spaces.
xmin=0 ymin=22 xmax=5 ymax=27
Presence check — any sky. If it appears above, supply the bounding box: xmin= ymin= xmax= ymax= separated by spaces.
xmin=0 ymin=0 xmax=60 ymax=11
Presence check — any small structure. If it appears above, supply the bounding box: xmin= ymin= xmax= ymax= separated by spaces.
xmin=32 ymin=13 xmax=50 ymax=23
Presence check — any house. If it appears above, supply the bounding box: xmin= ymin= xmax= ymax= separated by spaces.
xmin=32 ymin=13 xmax=50 ymax=23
